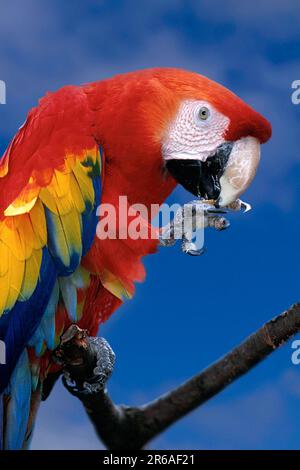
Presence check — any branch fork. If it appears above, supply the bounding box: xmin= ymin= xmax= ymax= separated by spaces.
xmin=47 ymin=303 xmax=300 ymax=450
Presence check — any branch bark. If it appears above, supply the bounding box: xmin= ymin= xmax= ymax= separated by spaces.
xmin=60 ymin=302 xmax=300 ymax=450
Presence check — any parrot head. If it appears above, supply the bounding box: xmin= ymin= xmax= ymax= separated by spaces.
xmin=88 ymin=68 xmax=271 ymax=208
xmin=159 ymin=70 xmax=271 ymax=207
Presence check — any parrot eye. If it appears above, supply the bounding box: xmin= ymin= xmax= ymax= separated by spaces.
xmin=198 ymin=106 xmax=210 ymax=121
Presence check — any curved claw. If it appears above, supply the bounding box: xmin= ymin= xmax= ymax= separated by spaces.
xmin=214 ymin=217 xmax=230 ymax=231
xmin=226 ymin=199 xmax=252 ymax=213
xmin=240 ymin=201 xmax=252 ymax=213
xmin=182 ymin=241 xmax=206 ymax=256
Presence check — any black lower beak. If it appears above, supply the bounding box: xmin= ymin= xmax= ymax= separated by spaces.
xmin=165 ymin=142 xmax=233 ymax=200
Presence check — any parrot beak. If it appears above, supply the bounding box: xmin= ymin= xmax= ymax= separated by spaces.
xmin=165 ymin=136 xmax=261 ymax=207
xmin=165 ymin=142 xmax=234 ymax=201
xmin=216 ymin=136 xmax=261 ymax=207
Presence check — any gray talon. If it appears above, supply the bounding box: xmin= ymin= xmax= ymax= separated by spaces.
xmin=214 ymin=217 xmax=230 ymax=231
xmin=227 ymin=199 xmax=252 ymax=213
xmin=182 ymin=241 xmax=206 ymax=256
xmin=240 ymin=201 xmax=252 ymax=213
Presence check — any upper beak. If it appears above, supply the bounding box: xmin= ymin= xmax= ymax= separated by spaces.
xmin=165 ymin=142 xmax=234 ymax=200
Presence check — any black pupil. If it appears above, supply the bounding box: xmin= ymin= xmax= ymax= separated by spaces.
xmin=201 ymin=109 xmax=207 ymax=117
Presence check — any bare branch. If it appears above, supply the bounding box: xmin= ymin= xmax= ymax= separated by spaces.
xmin=59 ymin=302 xmax=300 ymax=450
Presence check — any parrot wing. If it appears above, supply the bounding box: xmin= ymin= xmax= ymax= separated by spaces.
xmin=0 ymin=87 xmax=102 ymax=448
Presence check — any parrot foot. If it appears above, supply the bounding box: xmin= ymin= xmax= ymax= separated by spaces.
xmin=159 ymin=197 xmax=251 ymax=255
xmin=54 ymin=325 xmax=115 ymax=397
xmin=159 ymin=199 xmax=230 ymax=255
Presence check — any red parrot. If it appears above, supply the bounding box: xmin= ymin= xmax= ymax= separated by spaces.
xmin=0 ymin=68 xmax=271 ymax=449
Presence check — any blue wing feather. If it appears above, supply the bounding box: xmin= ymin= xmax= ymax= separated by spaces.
xmin=0 ymin=248 xmax=57 ymax=394
xmin=0 ymin=146 xmax=103 ymax=449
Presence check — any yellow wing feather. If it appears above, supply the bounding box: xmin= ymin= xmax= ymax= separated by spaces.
xmin=0 ymin=147 xmax=100 ymax=316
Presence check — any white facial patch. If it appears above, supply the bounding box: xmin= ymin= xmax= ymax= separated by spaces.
xmin=218 ymin=136 xmax=261 ymax=207
xmin=162 ymin=100 xmax=230 ymax=162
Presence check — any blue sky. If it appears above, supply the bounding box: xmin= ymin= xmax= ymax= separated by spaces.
xmin=1 ymin=0 xmax=300 ymax=450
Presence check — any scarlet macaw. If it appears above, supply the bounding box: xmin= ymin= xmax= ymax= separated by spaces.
xmin=0 ymin=68 xmax=271 ymax=449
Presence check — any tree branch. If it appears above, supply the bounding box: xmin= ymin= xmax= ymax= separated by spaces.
xmin=58 ymin=302 xmax=300 ymax=450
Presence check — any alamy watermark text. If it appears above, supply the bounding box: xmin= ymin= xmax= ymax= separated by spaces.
xmin=0 ymin=80 xmax=6 ymax=104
